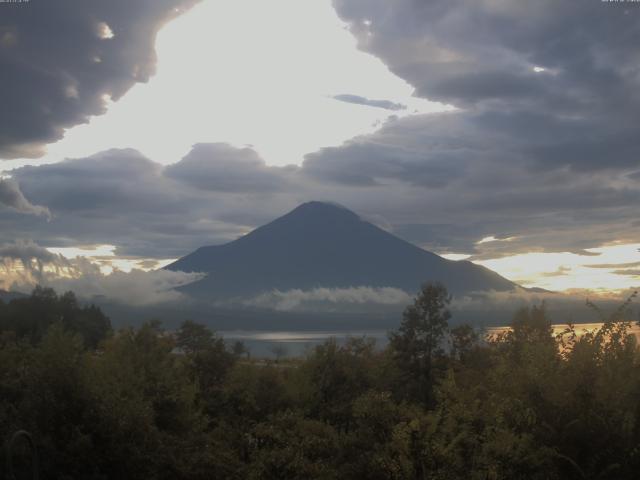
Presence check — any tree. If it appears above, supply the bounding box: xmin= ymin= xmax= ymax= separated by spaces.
xmin=271 ymin=344 xmax=288 ymax=362
xmin=449 ymin=324 xmax=479 ymax=363
xmin=389 ymin=282 xmax=451 ymax=404
xmin=0 ymin=287 xmax=111 ymax=348
xmin=232 ymin=340 xmax=248 ymax=358
xmin=176 ymin=320 xmax=237 ymax=416
xmin=176 ymin=320 xmax=215 ymax=354
xmin=510 ymin=303 xmax=554 ymax=345
xmin=300 ymin=337 xmax=377 ymax=429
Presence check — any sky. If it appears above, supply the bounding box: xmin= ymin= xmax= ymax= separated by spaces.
xmin=1 ymin=0 xmax=639 ymax=300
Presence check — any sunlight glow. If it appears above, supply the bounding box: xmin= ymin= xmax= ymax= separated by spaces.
xmin=14 ymin=0 xmax=449 ymax=168
xmin=46 ymin=245 xmax=175 ymax=274
xmin=476 ymin=243 xmax=640 ymax=292
xmin=48 ymin=245 xmax=117 ymax=259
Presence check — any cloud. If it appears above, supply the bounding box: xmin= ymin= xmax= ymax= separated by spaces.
xmin=0 ymin=0 xmax=200 ymax=159
xmin=0 ymin=239 xmax=57 ymax=264
xmin=587 ymin=261 xmax=640 ymax=269
xmin=3 ymin=145 xmax=309 ymax=259
xmin=333 ymin=94 xmax=406 ymax=111
xmin=449 ymin=287 xmax=640 ymax=326
xmin=0 ymin=239 xmax=62 ymax=284
xmin=540 ymin=266 xmax=572 ymax=278
xmin=2 ymin=130 xmax=640 ymax=265
xmin=243 ymin=286 xmax=412 ymax=311
xmin=0 ymin=239 xmax=72 ymax=287
xmin=612 ymin=269 xmax=640 ymax=277
xmin=0 ymin=179 xmax=50 ymax=218
xmin=4 ymin=0 xmax=640 ymax=266
xmin=0 ymin=239 xmax=203 ymax=305
xmin=231 ymin=285 xmax=638 ymax=325
xmin=302 ymin=115 xmax=468 ymax=187
xmin=164 ymin=143 xmax=295 ymax=192
xmin=1 ymin=0 xmax=639 ymax=268
xmin=331 ymin=1 xmax=640 ymax=171
xmin=46 ymin=267 xmax=205 ymax=306
xmin=334 ymin=1 xmax=640 ymax=111
xmin=299 ymin=112 xmax=640 ymax=257
xmin=295 ymin=0 xmax=640 ymax=256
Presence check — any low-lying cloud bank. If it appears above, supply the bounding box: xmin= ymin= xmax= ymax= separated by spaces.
xmin=233 ymin=285 xmax=638 ymax=325
xmin=243 ymin=286 xmax=413 ymax=312
xmin=0 ymin=240 xmax=202 ymax=306
xmin=1 ymin=241 xmax=636 ymax=324
xmin=450 ymin=288 xmax=639 ymax=326
xmin=45 ymin=268 xmax=204 ymax=307
xmin=1 ymin=244 xmax=636 ymax=325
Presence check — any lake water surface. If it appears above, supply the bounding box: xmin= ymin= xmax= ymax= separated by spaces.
xmin=221 ymin=322 xmax=640 ymax=358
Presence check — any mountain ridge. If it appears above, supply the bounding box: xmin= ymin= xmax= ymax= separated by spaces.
xmin=166 ymin=201 xmax=517 ymax=300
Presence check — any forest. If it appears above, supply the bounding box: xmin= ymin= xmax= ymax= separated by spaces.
xmin=1 ymin=284 xmax=639 ymax=479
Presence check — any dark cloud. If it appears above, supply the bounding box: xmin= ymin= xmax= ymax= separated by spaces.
xmin=332 ymin=0 xmax=640 ymax=172
xmin=0 ymin=178 xmax=50 ymax=218
xmin=304 ymin=141 xmax=466 ymax=188
xmin=4 ymin=145 xmax=304 ymax=258
xmin=332 ymin=94 xmax=406 ymax=111
xmin=303 ymin=113 xmax=471 ymax=187
xmin=13 ymin=149 xmax=169 ymax=213
xmin=164 ymin=143 xmax=295 ymax=192
xmin=3 ymin=133 xmax=639 ymax=264
xmin=299 ymin=109 xmax=640 ymax=257
xmin=0 ymin=0 xmax=199 ymax=159
xmin=333 ymin=0 xmax=640 ymax=112
xmin=298 ymin=0 xmax=640 ymax=256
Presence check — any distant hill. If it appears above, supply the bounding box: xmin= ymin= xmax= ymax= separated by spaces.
xmin=166 ymin=202 xmax=517 ymax=302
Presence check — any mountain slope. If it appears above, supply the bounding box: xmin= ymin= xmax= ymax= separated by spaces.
xmin=166 ymin=201 xmax=517 ymax=299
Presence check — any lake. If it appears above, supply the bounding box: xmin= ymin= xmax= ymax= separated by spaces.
xmin=220 ymin=329 xmax=390 ymax=358
xmin=220 ymin=322 xmax=640 ymax=358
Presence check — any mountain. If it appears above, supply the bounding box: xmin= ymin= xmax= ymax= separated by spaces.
xmin=166 ymin=201 xmax=517 ymax=301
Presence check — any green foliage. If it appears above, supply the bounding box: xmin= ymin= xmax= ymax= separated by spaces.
xmin=389 ymin=282 xmax=452 ymax=404
xmin=299 ymin=337 xmax=378 ymax=429
xmin=175 ymin=319 xmax=239 ymax=419
xmin=0 ymin=286 xmax=111 ymax=348
xmin=246 ymin=412 xmax=340 ymax=480
xmin=449 ymin=323 xmax=480 ymax=363
xmin=1 ymin=289 xmax=640 ymax=479
xmin=176 ymin=319 xmax=216 ymax=354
